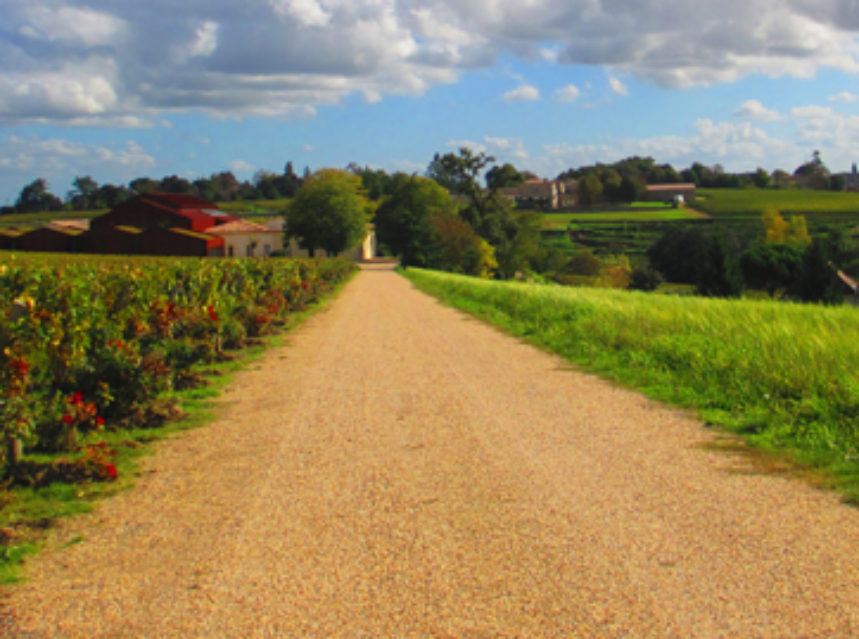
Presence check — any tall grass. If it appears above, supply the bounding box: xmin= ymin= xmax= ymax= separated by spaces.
xmin=403 ymin=268 xmax=859 ymax=500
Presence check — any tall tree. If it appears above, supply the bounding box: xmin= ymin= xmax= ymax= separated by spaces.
xmin=374 ymin=174 xmax=456 ymax=267
xmin=15 ymin=178 xmax=63 ymax=213
xmin=285 ymin=169 xmax=370 ymax=257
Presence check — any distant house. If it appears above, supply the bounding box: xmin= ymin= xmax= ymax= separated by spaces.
xmin=206 ymin=219 xmax=283 ymax=257
xmin=498 ymin=179 xmax=579 ymax=209
xmin=845 ymin=163 xmax=859 ymax=192
xmin=645 ymin=183 xmax=697 ymax=203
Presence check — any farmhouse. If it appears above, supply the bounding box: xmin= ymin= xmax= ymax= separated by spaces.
xmin=499 ymin=179 xmax=579 ymax=210
xmin=645 ymin=183 xmax=697 ymax=203
xmin=845 ymin=163 xmax=859 ymax=192
xmin=205 ymin=219 xmax=283 ymax=257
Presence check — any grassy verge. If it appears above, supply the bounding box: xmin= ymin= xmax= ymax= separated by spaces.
xmin=0 ymin=269 xmax=356 ymax=583
xmin=402 ymin=268 xmax=859 ymax=503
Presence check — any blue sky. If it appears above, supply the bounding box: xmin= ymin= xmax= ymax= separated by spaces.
xmin=1 ymin=0 xmax=858 ymax=205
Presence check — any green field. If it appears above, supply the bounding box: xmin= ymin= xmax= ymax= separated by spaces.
xmin=541 ymin=208 xmax=702 ymax=229
xmin=402 ymin=268 xmax=859 ymax=503
xmin=695 ymin=188 xmax=859 ymax=219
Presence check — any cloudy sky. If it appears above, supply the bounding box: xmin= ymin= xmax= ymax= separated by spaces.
xmin=1 ymin=0 xmax=859 ymax=204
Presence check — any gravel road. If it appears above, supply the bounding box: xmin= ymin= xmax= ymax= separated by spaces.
xmin=1 ymin=263 xmax=857 ymax=637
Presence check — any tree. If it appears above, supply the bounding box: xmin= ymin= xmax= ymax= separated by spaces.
xmin=577 ymin=173 xmax=603 ymax=206
xmin=740 ymin=243 xmax=804 ymax=297
xmin=373 ymin=174 xmax=457 ymax=267
xmin=430 ymin=213 xmax=497 ymax=278
xmin=795 ymin=232 xmax=849 ymax=304
xmin=285 ymin=169 xmax=370 ymax=257
xmin=794 ymin=150 xmax=830 ymax=190
xmin=647 ymin=226 xmax=710 ymax=284
xmin=751 ymin=168 xmax=771 ymax=189
xmin=695 ymin=231 xmax=745 ymax=297
xmin=67 ymin=176 xmax=100 ymax=210
xmin=15 ymin=178 xmax=62 ymax=213
xmin=762 ymin=208 xmax=811 ymax=245
xmin=485 ymin=163 xmax=525 ymax=190
xmin=426 ymin=147 xmax=493 ymax=198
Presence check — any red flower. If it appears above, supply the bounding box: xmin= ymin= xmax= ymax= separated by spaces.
xmin=207 ymin=305 xmax=218 ymax=322
xmin=301 ymin=282 xmax=309 ymax=291
xmin=62 ymin=414 xmax=74 ymax=424
xmin=69 ymin=391 xmax=83 ymax=405
xmin=95 ymin=416 xmax=105 ymax=427
xmin=103 ymin=464 xmax=117 ymax=480
xmin=116 ymin=339 xmax=124 ymax=349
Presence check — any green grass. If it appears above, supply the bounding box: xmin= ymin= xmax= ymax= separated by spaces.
xmin=541 ymin=208 xmax=702 ymax=228
xmin=402 ymin=268 xmax=859 ymax=503
xmin=0 ymin=266 xmax=356 ymax=583
xmin=695 ymin=188 xmax=859 ymax=219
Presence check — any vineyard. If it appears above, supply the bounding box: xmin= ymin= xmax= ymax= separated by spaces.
xmin=0 ymin=252 xmax=356 ymax=482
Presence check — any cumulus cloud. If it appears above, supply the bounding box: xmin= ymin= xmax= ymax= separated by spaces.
xmin=501 ymin=84 xmax=540 ymax=102
xmin=734 ymin=99 xmax=782 ymax=122
xmin=554 ymin=84 xmax=580 ymax=102
xmin=1 ymin=0 xmax=859 ymax=124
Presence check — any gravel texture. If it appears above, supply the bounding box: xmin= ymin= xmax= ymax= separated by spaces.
xmin=1 ymin=262 xmax=857 ymax=637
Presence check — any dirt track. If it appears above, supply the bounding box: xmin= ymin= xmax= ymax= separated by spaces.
xmin=1 ymin=263 xmax=857 ymax=637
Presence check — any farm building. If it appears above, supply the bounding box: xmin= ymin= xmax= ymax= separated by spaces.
xmin=14 ymin=225 xmax=84 ymax=253
xmin=845 ymin=164 xmax=859 ymax=192
xmin=205 ymin=219 xmax=283 ymax=257
xmin=499 ymin=179 xmax=579 ymax=209
xmin=89 ymin=193 xmax=238 ymax=233
xmin=645 ymin=183 xmax=697 ymax=203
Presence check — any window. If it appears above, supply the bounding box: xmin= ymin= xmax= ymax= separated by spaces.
xmin=227 ymin=246 xmax=234 ymax=257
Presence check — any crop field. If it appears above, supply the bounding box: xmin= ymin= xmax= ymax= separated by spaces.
xmin=402 ymin=268 xmax=859 ymax=502
xmin=0 ymin=252 xmax=355 ymax=466
xmin=695 ymin=188 xmax=859 ymax=220
xmin=541 ymin=208 xmax=701 ymax=229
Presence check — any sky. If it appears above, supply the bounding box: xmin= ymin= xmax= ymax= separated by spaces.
xmin=1 ymin=0 xmax=859 ymax=205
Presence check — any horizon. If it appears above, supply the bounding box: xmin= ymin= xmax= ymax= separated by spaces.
xmin=1 ymin=1 xmax=858 ymax=206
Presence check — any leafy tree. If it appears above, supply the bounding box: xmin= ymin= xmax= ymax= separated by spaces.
xmin=617 ymin=175 xmax=645 ymax=202
xmin=347 ymin=164 xmax=393 ymax=200
xmin=430 ymin=213 xmax=497 ymax=278
xmin=794 ymin=150 xmax=830 ymax=190
xmin=374 ymin=174 xmax=457 ymax=267
xmin=577 ymin=173 xmax=603 ymax=206
xmin=629 ymin=265 xmax=663 ymax=291
xmin=15 ymin=178 xmax=62 ymax=213
xmin=740 ymin=243 xmax=804 ymax=297
xmin=67 ymin=176 xmax=100 ymax=210
xmin=485 ymin=163 xmax=525 ymax=190
xmin=751 ymin=168 xmax=771 ymax=189
xmin=647 ymin=226 xmax=710 ymax=284
xmin=130 ymin=177 xmax=160 ymax=195
xmin=761 ymin=208 xmax=811 ymax=245
xmin=286 ymin=169 xmax=370 ymax=257
xmin=695 ymin=231 xmax=745 ymax=297
xmin=426 ymin=147 xmax=492 ymax=198
xmin=795 ymin=232 xmax=849 ymax=303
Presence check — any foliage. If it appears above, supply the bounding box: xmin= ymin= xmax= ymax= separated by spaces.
xmin=286 ymin=169 xmax=371 ymax=257
xmin=403 ymin=268 xmax=859 ymax=502
xmin=629 ymin=265 xmax=663 ymax=291
xmin=761 ymin=208 xmax=811 ymax=245
xmin=485 ymin=163 xmax=526 ymax=190
xmin=14 ymin=179 xmax=63 ymax=214
xmin=695 ymin=230 xmax=746 ymax=297
xmin=647 ymin=226 xmax=710 ymax=284
xmin=430 ymin=214 xmax=497 ymax=278
xmin=740 ymin=243 xmax=804 ymax=297
xmin=373 ymin=174 xmax=457 ymax=267
xmin=0 ymin=253 xmax=356 ymax=470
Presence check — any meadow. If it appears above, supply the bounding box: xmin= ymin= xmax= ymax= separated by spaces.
xmin=402 ymin=268 xmax=859 ymax=502
xmin=540 ymin=207 xmax=701 ymax=229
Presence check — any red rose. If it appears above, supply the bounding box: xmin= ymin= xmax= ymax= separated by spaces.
xmin=104 ymin=464 xmax=117 ymax=480
xmin=95 ymin=416 xmax=105 ymax=427
xmin=62 ymin=414 xmax=74 ymax=424
xmin=207 ymin=305 xmax=218 ymax=322
xmin=70 ymin=391 xmax=83 ymax=405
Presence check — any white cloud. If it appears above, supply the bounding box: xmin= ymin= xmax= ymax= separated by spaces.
xmin=501 ymin=84 xmax=540 ymax=102
xmin=829 ymin=91 xmax=857 ymax=102
xmin=608 ymin=77 xmax=628 ymax=96
xmin=447 ymin=136 xmax=529 ymax=161
xmin=229 ymin=159 xmax=253 ymax=173
xmin=1 ymin=0 xmax=859 ymax=124
xmin=554 ymin=84 xmax=580 ymax=103
xmin=301 ymin=144 xmax=315 ymax=152
xmin=734 ymin=99 xmax=782 ymax=122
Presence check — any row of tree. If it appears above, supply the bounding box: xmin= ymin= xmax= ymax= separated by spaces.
xmin=2 ymin=163 xmax=309 ymax=215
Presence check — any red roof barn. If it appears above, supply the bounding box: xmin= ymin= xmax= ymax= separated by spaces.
xmin=90 ymin=193 xmax=239 ymax=234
